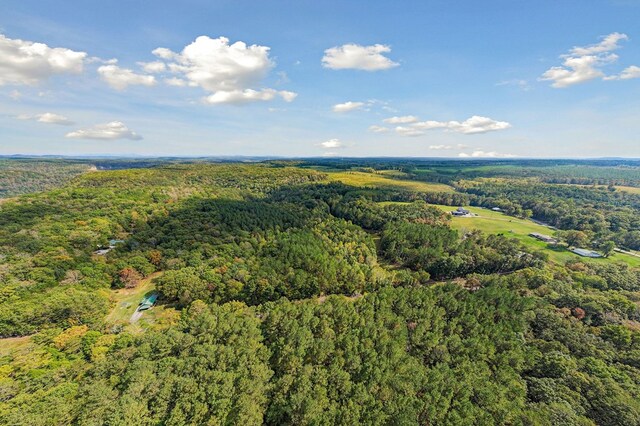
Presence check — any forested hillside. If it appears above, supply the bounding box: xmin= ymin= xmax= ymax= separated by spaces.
xmin=1 ymin=160 xmax=639 ymax=425
xmin=0 ymin=159 xmax=92 ymax=198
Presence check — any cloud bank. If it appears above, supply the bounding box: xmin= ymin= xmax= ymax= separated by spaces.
xmin=380 ymin=115 xmax=511 ymax=136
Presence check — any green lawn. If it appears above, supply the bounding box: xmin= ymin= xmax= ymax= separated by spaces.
xmin=426 ymin=204 xmax=640 ymax=268
xmin=324 ymin=171 xmax=454 ymax=192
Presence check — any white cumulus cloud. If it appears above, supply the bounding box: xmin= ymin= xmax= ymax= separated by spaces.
xmin=447 ymin=116 xmax=512 ymax=134
xmin=98 ymin=64 xmax=156 ymax=90
xmin=319 ymin=138 xmax=343 ymax=149
xmin=66 ymin=121 xmax=142 ymax=140
xmin=17 ymin=112 xmax=74 ymax=125
xmin=0 ymin=34 xmax=87 ymax=86
xmin=540 ymin=33 xmax=639 ymax=88
xmin=540 ymin=54 xmax=614 ymax=88
xmin=322 ymin=43 xmax=399 ymax=71
xmin=605 ymin=65 xmax=640 ymax=81
xmin=618 ymin=65 xmax=640 ymax=80
xmin=148 ymin=36 xmax=295 ymax=104
xmin=570 ymin=32 xmax=628 ymax=56
xmin=383 ymin=115 xmax=418 ymax=124
xmin=332 ymin=101 xmax=365 ymax=112
xmin=154 ymin=36 xmax=272 ymax=92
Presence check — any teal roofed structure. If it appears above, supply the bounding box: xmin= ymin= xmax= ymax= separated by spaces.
xmin=138 ymin=293 xmax=158 ymax=311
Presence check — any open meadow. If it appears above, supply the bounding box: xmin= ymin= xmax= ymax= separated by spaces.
xmin=431 ymin=204 xmax=640 ymax=267
xmin=323 ymin=170 xmax=455 ymax=192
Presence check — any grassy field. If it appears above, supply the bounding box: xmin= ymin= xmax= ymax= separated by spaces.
xmin=548 ymin=183 xmax=640 ymax=195
xmin=616 ymin=185 xmax=640 ymax=195
xmin=0 ymin=335 xmax=32 ymax=357
xmin=105 ymin=272 xmax=178 ymax=334
xmin=324 ymin=171 xmax=454 ymax=192
xmin=421 ymin=203 xmax=640 ymax=267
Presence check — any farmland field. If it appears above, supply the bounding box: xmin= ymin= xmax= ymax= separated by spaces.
xmin=323 ymin=170 xmax=454 ymax=192
xmin=617 ymin=185 xmax=640 ymax=194
xmin=425 ymin=203 xmax=640 ymax=267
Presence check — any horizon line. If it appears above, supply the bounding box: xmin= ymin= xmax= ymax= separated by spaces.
xmin=2 ymin=154 xmax=640 ymax=161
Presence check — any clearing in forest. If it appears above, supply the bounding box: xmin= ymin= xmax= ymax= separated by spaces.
xmin=425 ymin=204 xmax=640 ymax=267
xmin=323 ymin=170 xmax=454 ymax=192
xmin=616 ymin=185 xmax=640 ymax=195
xmin=105 ymin=272 xmax=177 ymax=333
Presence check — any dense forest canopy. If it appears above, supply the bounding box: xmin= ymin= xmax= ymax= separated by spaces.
xmin=1 ymin=158 xmax=639 ymax=425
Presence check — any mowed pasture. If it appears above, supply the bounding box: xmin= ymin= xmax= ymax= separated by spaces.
xmin=399 ymin=202 xmax=640 ymax=267
xmin=323 ymin=171 xmax=454 ymax=192
xmin=548 ymin=183 xmax=640 ymax=195
xmin=616 ymin=185 xmax=640 ymax=195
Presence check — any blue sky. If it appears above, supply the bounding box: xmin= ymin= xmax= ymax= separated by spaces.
xmin=1 ymin=0 xmax=639 ymax=157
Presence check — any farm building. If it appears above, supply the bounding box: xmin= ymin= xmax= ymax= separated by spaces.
xmin=529 ymin=232 xmax=558 ymax=244
xmin=451 ymin=207 xmax=471 ymax=216
xmin=571 ymin=248 xmax=603 ymax=258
